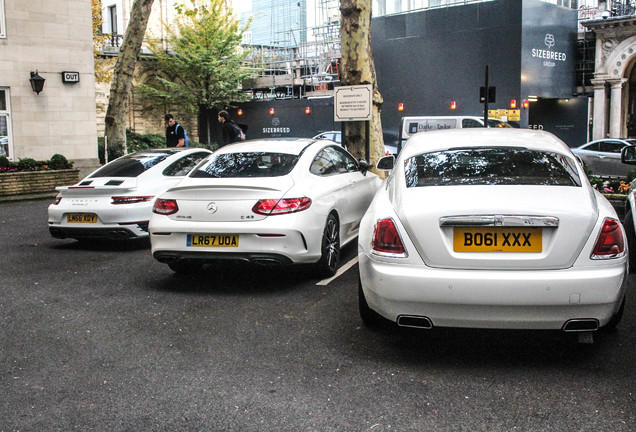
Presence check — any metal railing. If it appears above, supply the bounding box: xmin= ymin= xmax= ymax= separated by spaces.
xmin=610 ymin=0 xmax=636 ymax=17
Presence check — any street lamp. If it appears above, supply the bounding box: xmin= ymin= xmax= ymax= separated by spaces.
xmin=29 ymin=71 xmax=46 ymax=95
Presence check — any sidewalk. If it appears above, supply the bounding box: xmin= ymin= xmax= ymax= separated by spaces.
xmin=0 ymin=191 xmax=57 ymax=203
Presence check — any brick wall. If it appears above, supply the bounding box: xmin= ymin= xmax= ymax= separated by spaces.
xmin=0 ymin=170 xmax=80 ymax=197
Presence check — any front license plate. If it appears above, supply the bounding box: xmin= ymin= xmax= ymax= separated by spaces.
xmin=453 ymin=227 xmax=542 ymax=253
xmin=187 ymin=234 xmax=239 ymax=248
xmin=67 ymin=213 xmax=97 ymax=223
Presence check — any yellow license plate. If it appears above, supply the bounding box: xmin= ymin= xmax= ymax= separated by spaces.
xmin=453 ymin=227 xmax=542 ymax=252
xmin=67 ymin=213 xmax=97 ymax=223
xmin=187 ymin=234 xmax=239 ymax=247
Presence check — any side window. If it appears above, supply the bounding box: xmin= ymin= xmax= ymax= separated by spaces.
xmin=598 ymin=141 xmax=624 ymax=153
xmin=324 ymin=146 xmax=358 ymax=173
xmin=163 ymin=152 xmax=210 ymax=177
xmin=0 ymin=88 xmax=12 ymax=159
xmin=310 ymin=149 xmax=337 ymax=176
xmin=583 ymin=142 xmax=599 ymax=151
xmin=0 ymin=0 xmax=5 ymax=39
xmin=462 ymin=119 xmax=482 ymax=128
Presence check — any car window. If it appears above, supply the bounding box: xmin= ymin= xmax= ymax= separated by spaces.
xmin=583 ymin=142 xmax=599 ymax=151
xmin=88 ymin=153 xmax=170 ymax=178
xmin=310 ymin=146 xmax=358 ymax=176
xmin=163 ymin=152 xmax=210 ymax=177
xmin=462 ymin=119 xmax=482 ymax=128
xmin=598 ymin=141 xmax=626 ymax=153
xmin=190 ymin=152 xmax=299 ymax=178
xmin=487 ymin=119 xmax=512 ymax=128
xmin=404 ymin=147 xmax=582 ymax=187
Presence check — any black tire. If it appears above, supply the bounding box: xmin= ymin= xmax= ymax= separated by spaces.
xmin=602 ymin=296 xmax=625 ymax=332
xmin=168 ymin=260 xmax=203 ymax=274
xmin=624 ymin=211 xmax=636 ymax=272
xmin=315 ymin=213 xmax=340 ymax=278
xmin=358 ymin=277 xmax=385 ymax=328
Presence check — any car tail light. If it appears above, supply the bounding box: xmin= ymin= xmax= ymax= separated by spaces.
xmin=153 ymin=198 xmax=179 ymax=215
xmin=591 ymin=218 xmax=625 ymax=259
xmin=372 ymin=218 xmax=407 ymax=257
xmin=53 ymin=195 xmax=62 ymax=205
xmin=112 ymin=196 xmax=153 ymax=205
xmin=252 ymin=197 xmax=312 ymax=215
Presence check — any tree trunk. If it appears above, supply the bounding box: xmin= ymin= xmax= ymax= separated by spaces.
xmin=340 ymin=0 xmax=385 ymax=168
xmin=104 ymin=0 xmax=155 ymax=158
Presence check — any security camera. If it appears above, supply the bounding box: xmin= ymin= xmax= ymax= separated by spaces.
xmin=602 ymin=10 xmax=611 ymax=19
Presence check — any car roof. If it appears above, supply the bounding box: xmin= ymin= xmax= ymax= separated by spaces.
xmin=402 ymin=129 xmax=571 ymax=158
xmin=214 ymin=138 xmax=320 ymax=155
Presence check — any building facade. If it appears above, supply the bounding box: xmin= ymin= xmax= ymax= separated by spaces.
xmin=0 ymin=0 xmax=98 ymax=174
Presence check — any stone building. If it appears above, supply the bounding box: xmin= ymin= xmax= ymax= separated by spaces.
xmin=0 ymin=0 xmax=99 ymax=176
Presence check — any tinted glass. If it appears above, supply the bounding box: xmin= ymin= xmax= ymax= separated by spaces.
xmin=583 ymin=142 xmax=599 ymax=151
xmin=487 ymin=119 xmax=512 ymax=128
xmin=163 ymin=152 xmax=210 ymax=177
xmin=191 ymin=152 xmax=299 ymax=178
xmin=405 ymin=147 xmax=581 ymax=187
xmin=598 ymin=141 xmax=626 ymax=153
xmin=462 ymin=119 xmax=482 ymax=128
xmin=89 ymin=153 xmax=170 ymax=178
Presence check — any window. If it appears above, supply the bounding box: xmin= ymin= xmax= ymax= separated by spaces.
xmin=0 ymin=0 xmax=5 ymax=38
xmin=191 ymin=152 xmax=300 ymax=178
xmin=162 ymin=152 xmax=210 ymax=177
xmin=88 ymin=152 xmax=171 ymax=178
xmin=108 ymin=5 xmax=117 ymax=35
xmin=598 ymin=140 xmax=627 ymax=154
xmin=0 ymin=88 xmax=12 ymax=159
xmin=405 ymin=147 xmax=582 ymax=187
xmin=310 ymin=146 xmax=359 ymax=176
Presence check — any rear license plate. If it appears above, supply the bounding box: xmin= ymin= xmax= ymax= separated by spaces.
xmin=187 ymin=234 xmax=239 ymax=247
xmin=453 ymin=227 xmax=541 ymax=252
xmin=67 ymin=213 xmax=97 ymax=223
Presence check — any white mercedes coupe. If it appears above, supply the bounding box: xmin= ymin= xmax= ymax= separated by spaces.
xmin=48 ymin=148 xmax=212 ymax=241
xmin=150 ymin=139 xmax=380 ymax=276
xmin=358 ymin=129 xmax=628 ymax=337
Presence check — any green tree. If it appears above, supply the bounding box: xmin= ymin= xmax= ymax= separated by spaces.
xmin=136 ymin=0 xmax=251 ymax=118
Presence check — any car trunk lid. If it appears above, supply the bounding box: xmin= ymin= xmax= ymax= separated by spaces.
xmin=397 ymin=185 xmax=599 ymax=270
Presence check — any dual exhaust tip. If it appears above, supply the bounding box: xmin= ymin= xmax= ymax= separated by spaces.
xmin=397 ymin=316 xmax=600 ymax=332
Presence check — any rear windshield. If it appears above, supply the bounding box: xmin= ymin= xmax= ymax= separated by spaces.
xmin=487 ymin=119 xmax=512 ymax=128
xmin=88 ymin=153 xmax=170 ymax=178
xmin=191 ymin=152 xmax=299 ymax=178
xmin=405 ymin=147 xmax=582 ymax=187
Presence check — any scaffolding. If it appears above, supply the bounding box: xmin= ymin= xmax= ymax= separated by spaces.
xmin=241 ymin=0 xmax=341 ymax=100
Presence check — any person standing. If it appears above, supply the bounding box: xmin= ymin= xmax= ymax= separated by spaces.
xmin=165 ymin=113 xmax=185 ymax=148
xmin=217 ymin=110 xmax=244 ymax=147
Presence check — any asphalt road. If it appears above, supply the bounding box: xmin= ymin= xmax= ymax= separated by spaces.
xmin=1 ymin=199 xmax=635 ymax=432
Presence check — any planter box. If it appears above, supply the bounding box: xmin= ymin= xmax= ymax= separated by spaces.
xmin=0 ymin=169 xmax=80 ymax=198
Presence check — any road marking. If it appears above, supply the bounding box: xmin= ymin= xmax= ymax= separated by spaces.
xmin=316 ymin=256 xmax=359 ymax=285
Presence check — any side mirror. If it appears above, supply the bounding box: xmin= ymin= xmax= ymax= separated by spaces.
xmin=376 ymin=155 xmax=395 ymax=171
xmin=621 ymin=146 xmax=636 ymax=165
xmin=358 ymin=158 xmax=370 ymax=176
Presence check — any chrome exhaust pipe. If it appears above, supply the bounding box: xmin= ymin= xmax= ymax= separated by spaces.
xmin=397 ymin=315 xmax=433 ymax=329
xmin=562 ymin=319 xmax=599 ymax=332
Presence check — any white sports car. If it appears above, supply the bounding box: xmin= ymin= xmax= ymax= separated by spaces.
xmin=149 ymin=139 xmax=380 ymax=276
xmin=358 ymin=129 xmax=628 ymax=336
xmin=48 ymin=148 xmax=212 ymax=241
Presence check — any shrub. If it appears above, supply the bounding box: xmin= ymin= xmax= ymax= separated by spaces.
xmin=16 ymin=158 xmax=42 ymax=171
xmin=49 ymin=154 xmax=73 ymax=170
xmin=0 ymin=156 xmax=9 ymax=168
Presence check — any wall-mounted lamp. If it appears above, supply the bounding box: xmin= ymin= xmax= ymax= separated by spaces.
xmin=237 ymin=109 xmax=243 ymax=116
xmin=30 ymin=71 xmax=46 ymax=95
xmin=305 ymin=106 xmax=311 ymax=115
xmin=450 ymin=101 xmax=457 ymax=110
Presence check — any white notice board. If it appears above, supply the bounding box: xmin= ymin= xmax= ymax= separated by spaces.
xmin=334 ymin=85 xmax=372 ymax=122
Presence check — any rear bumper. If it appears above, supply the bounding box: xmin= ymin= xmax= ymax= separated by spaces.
xmin=359 ymin=253 xmax=628 ymax=330
xmin=153 ymin=250 xmax=293 ymax=266
xmin=49 ymin=222 xmax=149 ymax=240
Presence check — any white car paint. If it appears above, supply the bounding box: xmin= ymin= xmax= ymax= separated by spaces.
xmin=48 ymin=148 xmax=212 ymax=240
xmin=358 ymin=128 xmax=628 ymax=333
xmin=150 ymin=139 xmax=380 ymax=276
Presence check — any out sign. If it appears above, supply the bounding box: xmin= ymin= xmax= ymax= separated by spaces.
xmin=61 ymin=71 xmax=80 ymax=83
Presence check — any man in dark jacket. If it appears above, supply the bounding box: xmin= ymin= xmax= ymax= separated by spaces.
xmin=217 ymin=110 xmax=243 ymax=146
xmin=165 ymin=113 xmax=185 ymax=148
